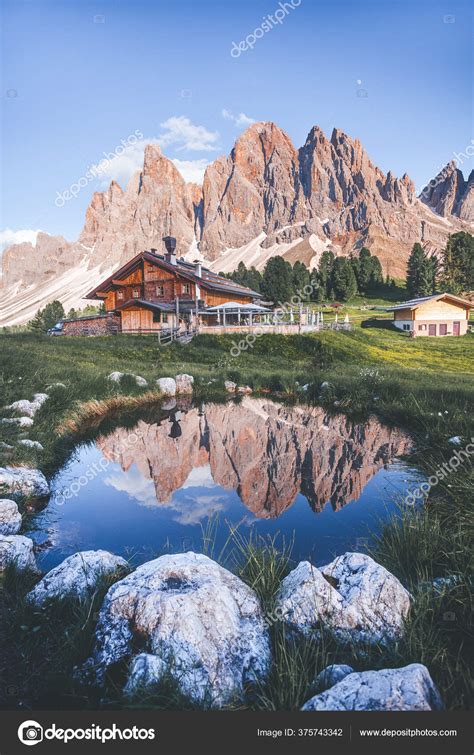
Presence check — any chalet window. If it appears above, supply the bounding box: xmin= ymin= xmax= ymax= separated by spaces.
xmin=439 ymin=324 xmax=447 ymax=335
xmin=117 ymin=291 xmax=124 ymax=300
xmin=132 ymin=290 xmax=140 ymax=298
xmin=183 ymin=283 xmax=190 ymax=295
xmin=162 ymin=313 xmax=168 ymax=323
xmin=402 ymin=324 xmax=411 ymax=331
xmin=155 ymin=285 xmax=164 ymax=296
xmin=152 ymin=312 xmax=161 ymax=323
xmin=418 ymin=324 xmax=426 ymax=331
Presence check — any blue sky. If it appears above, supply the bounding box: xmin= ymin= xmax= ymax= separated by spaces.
xmin=1 ymin=0 xmax=472 ymax=247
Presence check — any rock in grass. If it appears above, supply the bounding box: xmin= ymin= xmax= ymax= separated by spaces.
xmin=85 ymin=552 xmax=271 ymax=707
xmin=0 ymin=534 xmax=38 ymax=572
xmin=156 ymin=377 xmax=176 ymax=397
xmin=107 ymin=371 xmax=124 ymax=383
xmin=301 ymin=664 xmax=443 ymax=711
xmin=175 ymin=374 xmax=194 ymax=394
xmin=18 ymin=440 xmax=44 ymax=451
xmin=0 ymin=467 xmax=49 ymax=499
xmin=5 ymin=394 xmax=49 ymax=418
xmin=275 ymin=552 xmax=411 ymax=644
xmin=224 ymin=381 xmax=237 ymax=393
xmin=0 ymin=499 xmax=22 ymax=535
xmin=1 ymin=416 xmax=34 ymax=428
xmin=107 ymin=372 xmax=148 ymax=387
xmin=27 ymin=550 xmax=129 ymax=606
xmin=237 ymin=385 xmax=253 ymax=394
xmin=312 ymin=664 xmax=354 ymax=692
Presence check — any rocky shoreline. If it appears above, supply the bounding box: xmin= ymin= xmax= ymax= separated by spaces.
xmin=0 ymin=501 xmax=443 ymax=711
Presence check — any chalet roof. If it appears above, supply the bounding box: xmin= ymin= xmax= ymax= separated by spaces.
xmin=85 ymin=251 xmax=262 ymax=300
xmin=203 ymin=302 xmax=271 ymax=312
xmin=387 ymin=293 xmax=472 ymax=312
xmin=116 ymin=298 xmax=176 ymax=313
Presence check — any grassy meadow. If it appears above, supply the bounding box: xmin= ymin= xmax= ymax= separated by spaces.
xmin=0 ymin=322 xmax=473 ymax=710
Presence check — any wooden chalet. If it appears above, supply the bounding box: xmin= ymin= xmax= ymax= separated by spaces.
xmin=84 ymin=239 xmax=263 ymax=334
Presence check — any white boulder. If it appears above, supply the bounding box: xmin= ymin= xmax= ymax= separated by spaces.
xmin=18 ymin=440 xmax=44 ymax=451
xmin=5 ymin=393 xmax=49 ymax=418
xmin=107 ymin=372 xmax=148 ymax=387
xmin=175 ymin=374 xmax=194 ymax=394
xmin=107 ymin=371 xmax=124 ymax=383
xmin=2 ymin=417 xmax=34 ymax=428
xmin=302 ymin=664 xmax=443 ymax=711
xmin=156 ymin=377 xmax=176 ymax=397
xmin=85 ymin=552 xmax=271 ymax=707
xmin=224 ymin=381 xmax=237 ymax=393
xmin=27 ymin=550 xmax=129 ymax=606
xmin=275 ymin=553 xmax=411 ymax=644
xmin=0 ymin=535 xmax=37 ymax=572
xmin=0 ymin=499 xmax=22 ymax=535
xmin=0 ymin=466 xmax=50 ymax=499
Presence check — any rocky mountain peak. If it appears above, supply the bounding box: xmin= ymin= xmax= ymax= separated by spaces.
xmin=420 ymin=160 xmax=468 ymax=217
xmin=1 ymin=120 xmax=473 ymax=326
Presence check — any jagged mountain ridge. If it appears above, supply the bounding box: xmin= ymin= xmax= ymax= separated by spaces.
xmin=97 ymin=398 xmax=413 ymax=516
xmin=1 ymin=121 xmax=472 ymax=326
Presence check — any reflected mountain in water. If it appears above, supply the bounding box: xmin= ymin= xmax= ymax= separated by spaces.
xmin=96 ymin=398 xmax=412 ymax=519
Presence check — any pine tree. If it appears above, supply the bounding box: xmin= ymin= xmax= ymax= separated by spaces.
xmin=28 ymin=309 xmax=45 ymax=333
xmin=331 ymin=257 xmax=358 ymax=301
xmin=318 ymin=251 xmax=335 ymax=298
xmin=441 ymin=232 xmax=474 ymax=293
xmin=368 ymin=255 xmax=384 ymax=290
xmin=406 ymin=243 xmax=427 ymax=297
xmin=42 ymin=301 xmax=65 ymax=331
xmin=261 ymin=256 xmax=295 ymax=303
xmin=292 ymin=261 xmax=311 ymax=296
xmin=357 ymin=247 xmax=373 ymax=292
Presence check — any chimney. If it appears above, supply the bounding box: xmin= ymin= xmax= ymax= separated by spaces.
xmin=194 ymin=260 xmax=202 ymax=278
xmin=150 ymin=247 xmax=157 ymax=254
xmin=163 ymin=236 xmax=177 ymax=265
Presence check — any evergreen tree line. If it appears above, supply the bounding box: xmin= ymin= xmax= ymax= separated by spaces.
xmin=220 ymin=247 xmax=387 ymax=304
xmin=406 ymin=231 xmax=474 ymax=298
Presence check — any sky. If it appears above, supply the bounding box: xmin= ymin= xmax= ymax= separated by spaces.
xmin=1 ymin=0 xmax=472 ymax=248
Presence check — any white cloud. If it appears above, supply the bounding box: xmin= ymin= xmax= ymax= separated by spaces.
xmin=0 ymin=228 xmax=42 ymax=251
xmin=91 ymin=138 xmax=160 ymax=188
xmin=172 ymin=158 xmax=210 ymax=184
xmin=222 ymin=108 xmax=255 ymax=128
xmin=158 ymin=116 xmax=219 ymax=152
xmin=89 ymin=117 xmax=219 ymax=188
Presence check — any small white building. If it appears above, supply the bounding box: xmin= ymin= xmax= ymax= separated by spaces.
xmin=387 ymin=293 xmax=471 ymax=337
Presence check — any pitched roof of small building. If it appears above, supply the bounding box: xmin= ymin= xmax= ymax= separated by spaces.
xmin=86 ymin=251 xmax=262 ymax=300
xmin=387 ymin=293 xmax=472 ymax=312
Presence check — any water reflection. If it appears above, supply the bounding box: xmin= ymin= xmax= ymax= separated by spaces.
xmin=96 ymin=397 xmax=413 ymax=518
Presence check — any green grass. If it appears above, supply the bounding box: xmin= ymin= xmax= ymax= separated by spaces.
xmin=0 ymin=327 xmax=472 ymax=710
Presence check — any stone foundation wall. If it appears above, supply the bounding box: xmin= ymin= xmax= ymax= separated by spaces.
xmin=62 ymin=314 xmax=121 ymax=336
